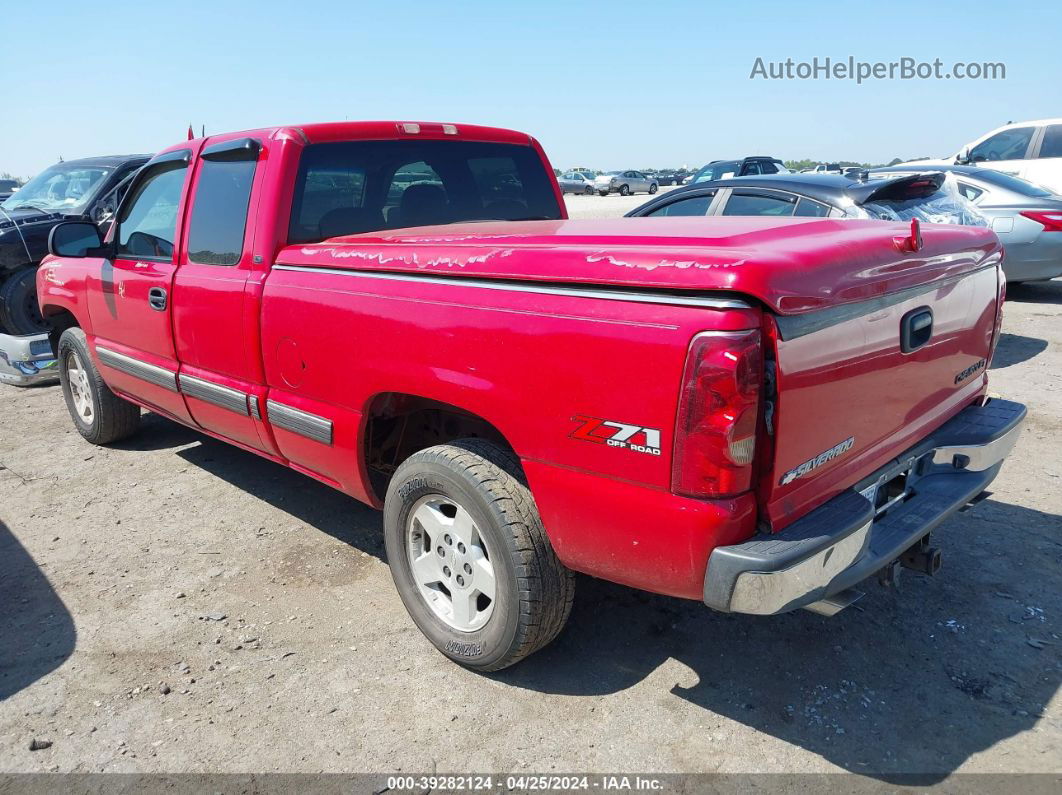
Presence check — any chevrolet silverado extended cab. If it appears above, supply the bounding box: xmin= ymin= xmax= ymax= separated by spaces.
xmin=37 ymin=121 xmax=1025 ymax=671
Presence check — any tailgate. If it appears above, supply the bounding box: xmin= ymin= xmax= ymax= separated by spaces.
xmin=762 ymin=262 xmax=1001 ymax=530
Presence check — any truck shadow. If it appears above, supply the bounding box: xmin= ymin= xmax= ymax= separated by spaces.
xmin=1006 ymin=279 xmax=1062 ymax=305
xmin=990 ymin=332 xmax=1048 ymax=370
xmin=503 ymin=499 xmax=1061 ymax=782
xmin=0 ymin=521 xmax=77 ymax=701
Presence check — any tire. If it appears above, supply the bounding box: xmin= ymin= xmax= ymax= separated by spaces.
xmin=598 ymin=190 xmax=609 ymax=197
xmin=0 ymin=266 xmax=50 ymax=335
xmin=619 ymin=184 xmax=630 ymax=196
xmin=584 ymin=185 xmax=594 ymax=195
xmin=58 ymin=327 xmax=140 ymax=445
xmin=649 ymin=183 xmax=658 ymax=194
xmin=384 ymin=439 xmax=575 ymax=671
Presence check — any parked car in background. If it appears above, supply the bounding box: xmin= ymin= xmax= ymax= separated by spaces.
xmin=594 ymin=170 xmax=658 ymax=196
xmin=0 ymin=154 xmax=149 ymax=334
xmin=871 ymin=166 xmax=1062 ymax=282
xmin=0 ymin=179 xmax=20 ymax=201
xmin=900 ymin=118 xmax=1062 ymax=194
xmin=689 ymin=157 xmax=788 ymax=184
xmin=38 ymin=119 xmax=1022 ymax=672
xmin=626 ymin=172 xmax=985 ymax=228
xmin=557 ymin=171 xmax=596 ymax=195
xmin=653 ymin=171 xmax=681 ymax=186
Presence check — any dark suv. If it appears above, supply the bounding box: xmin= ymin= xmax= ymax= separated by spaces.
xmin=0 ymin=154 xmax=148 ymax=334
xmin=688 ymin=156 xmax=788 ymax=184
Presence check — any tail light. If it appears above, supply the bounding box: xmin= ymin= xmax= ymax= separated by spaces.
xmin=672 ymin=329 xmax=763 ymax=498
xmin=988 ymin=262 xmax=1006 ymax=366
xmin=1020 ymin=210 xmax=1062 ymax=232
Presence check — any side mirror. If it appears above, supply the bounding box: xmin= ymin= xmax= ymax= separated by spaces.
xmin=955 ymin=146 xmax=971 ymax=164
xmin=48 ymin=221 xmax=105 ymax=258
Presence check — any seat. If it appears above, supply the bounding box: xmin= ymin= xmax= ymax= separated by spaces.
xmin=317 ymin=207 xmax=385 ymax=239
xmin=394 ymin=183 xmax=451 ymax=228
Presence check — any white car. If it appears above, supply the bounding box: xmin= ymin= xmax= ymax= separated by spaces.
xmin=901 ymin=118 xmax=1062 ymax=194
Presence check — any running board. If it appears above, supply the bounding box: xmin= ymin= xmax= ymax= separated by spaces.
xmin=802 ymin=588 xmax=865 ymax=617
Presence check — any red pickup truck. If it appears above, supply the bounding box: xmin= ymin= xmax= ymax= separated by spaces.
xmin=37 ymin=121 xmax=1025 ymax=671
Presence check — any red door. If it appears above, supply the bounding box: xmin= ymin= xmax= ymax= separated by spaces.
xmin=86 ymin=150 xmax=195 ymax=424
xmin=171 ymin=137 xmax=278 ymax=455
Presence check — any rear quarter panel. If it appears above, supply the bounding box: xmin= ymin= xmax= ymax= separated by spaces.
xmin=260 ymin=268 xmax=761 ymax=597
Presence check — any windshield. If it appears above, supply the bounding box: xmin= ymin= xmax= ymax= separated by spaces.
xmin=692 ymin=161 xmax=739 ymax=183
xmin=1 ymin=164 xmax=112 ymax=212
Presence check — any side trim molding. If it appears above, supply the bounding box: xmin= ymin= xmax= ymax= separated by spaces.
xmin=95 ymin=346 xmax=178 ymax=393
xmin=266 ymin=400 xmax=333 ymax=445
xmin=272 ymin=264 xmax=751 ymax=310
xmin=178 ymin=374 xmax=250 ymax=416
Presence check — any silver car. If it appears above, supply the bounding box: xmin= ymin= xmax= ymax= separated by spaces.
xmin=872 ymin=166 xmax=1062 ymax=283
xmin=557 ymin=172 xmax=596 ymax=195
xmin=593 ymin=170 xmax=658 ymax=196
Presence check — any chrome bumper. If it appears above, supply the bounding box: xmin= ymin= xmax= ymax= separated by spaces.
xmin=0 ymin=332 xmax=58 ymax=387
xmin=703 ymin=398 xmax=1026 ymax=616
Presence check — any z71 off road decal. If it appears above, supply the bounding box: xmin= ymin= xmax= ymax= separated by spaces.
xmin=780 ymin=437 xmax=855 ymax=485
xmin=570 ymin=415 xmax=662 ymax=456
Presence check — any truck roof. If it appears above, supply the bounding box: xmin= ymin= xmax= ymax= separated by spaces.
xmin=279 ymin=216 xmax=1001 ymax=315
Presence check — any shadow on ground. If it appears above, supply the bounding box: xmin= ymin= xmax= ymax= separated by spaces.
xmin=502 ymin=499 xmax=1061 ymax=781
xmin=1006 ymin=279 xmax=1062 ymax=305
xmin=991 ymin=332 xmax=1049 ymax=369
xmin=0 ymin=521 xmax=76 ymax=701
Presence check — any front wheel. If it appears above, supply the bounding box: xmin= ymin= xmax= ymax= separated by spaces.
xmin=0 ymin=266 xmax=50 ymax=335
xmin=58 ymin=327 xmax=140 ymax=445
xmin=598 ymin=190 xmax=609 ymax=197
xmin=619 ymin=184 xmax=630 ymax=196
xmin=649 ymin=183 xmax=658 ymax=194
xmin=384 ymin=439 xmax=574 ymax=671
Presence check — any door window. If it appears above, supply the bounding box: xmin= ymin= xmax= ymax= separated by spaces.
xmin=968 ymin=127 xmax=1035 ymax=162
xmin=116 ymin=161 xmax=188 ymax=261
xmin=722 ymin=191 xmax=797 ymax=216
xmin=187 ymin=157 xmax=258 ymax=265
xmin=645 ymin=192 xmax=715 ymax=216
xmin=793 ymin=197 xmax=831 ymax=217
xmin=1038 ymin=125 xmax=1062 ymax=159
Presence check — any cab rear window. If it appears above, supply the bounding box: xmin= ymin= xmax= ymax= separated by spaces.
xmin=288 ymin=140 xmax=562 ymax=243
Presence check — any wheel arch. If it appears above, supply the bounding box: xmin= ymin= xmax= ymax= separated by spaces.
xmin=361 ymin=391 xmax=520 ymax=504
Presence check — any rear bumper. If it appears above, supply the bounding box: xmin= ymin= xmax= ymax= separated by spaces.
xmin=703 ymin=398 xmax=1026 ymax=615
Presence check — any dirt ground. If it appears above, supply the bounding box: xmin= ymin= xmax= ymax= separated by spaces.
xmin=0 ymin=241 xmax=1059 ymax=779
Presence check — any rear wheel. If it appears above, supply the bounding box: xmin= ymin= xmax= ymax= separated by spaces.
xmin=584 ymin=185 xmax=594 ymax=195
xmin=0 ymin=266 xmax=49 ymax=336
xmin=58 ymin=327 xmax=140 ymax=445
xmin=598 ymin=190 xmax=609 ymax=197
xmin=384 ymin=439 xmax=574 ymax=671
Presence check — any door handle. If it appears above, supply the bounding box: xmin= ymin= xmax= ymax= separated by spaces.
xmin=148 ymin=287 xmax=168 ymax=311
xmin=900 ymin=307 xmax=933 ymax=353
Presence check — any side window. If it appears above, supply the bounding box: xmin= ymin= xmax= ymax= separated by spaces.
xmin=722 ymin=191 xmax=797 ymax=216
xmin=187 ymin=156 xmax=258 ymax=266
xmin=116 ymin=161 xmax=187 ymax=261
xmin=969 ymin=127 xmax=1035 ymax=162
xmin=759 ymin=161 xmax=779 ymax=174
xmin=793 ymin=198 xmax=831 ymax=217
xmin=742 ymin=162 xmax=762 ymax=175
xmin=646 ymin=193 xmax=715 ymax=217
xmin=957 ymin=182 xmax=985 ymax=203
xmin=1038 ymin=125 xmax=1062 ymax=159
xmin=92 ymin=170 xmax=138 ymax=225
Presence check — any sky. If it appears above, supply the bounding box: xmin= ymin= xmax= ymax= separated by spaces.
xmin=2 ymin=0 xmax=1057 ymax=177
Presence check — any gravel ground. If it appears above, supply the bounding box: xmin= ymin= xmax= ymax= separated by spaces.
xmin=0 ymin=212 xmax=1059 ymax=779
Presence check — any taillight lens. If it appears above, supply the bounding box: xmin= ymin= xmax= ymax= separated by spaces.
xmin=672 ymin=330 xmax=763 ymax=498
xmin=1021 ymin=210 xmax=1062 ymax=232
